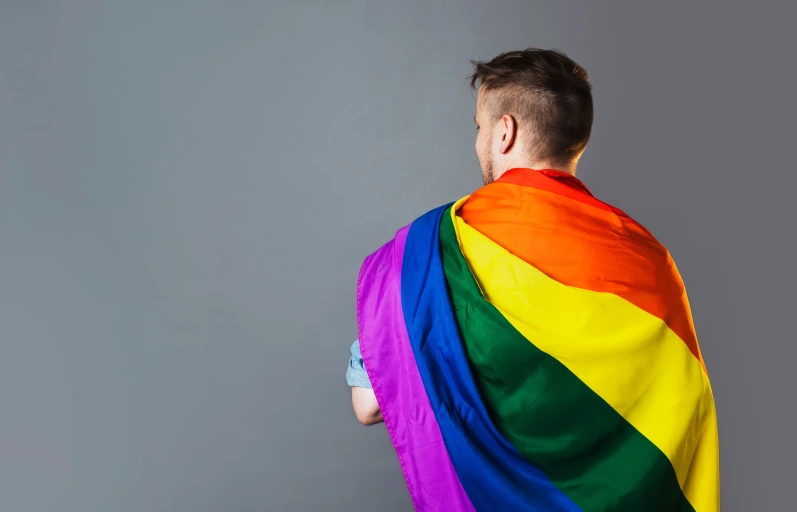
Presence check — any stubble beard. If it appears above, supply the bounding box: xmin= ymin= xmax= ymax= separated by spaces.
xmin=481 ymin=163 xmax=493 ymax=185
xmin=480 ymin=135 xmax=494 ymax=185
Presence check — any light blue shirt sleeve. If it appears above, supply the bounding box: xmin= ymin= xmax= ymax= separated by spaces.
xmin=346 ymin=339 xmax=372 ymax=388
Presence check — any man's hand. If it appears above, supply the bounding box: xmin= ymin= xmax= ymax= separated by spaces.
xmin=352 ymin=386 xmax=383 ymax=426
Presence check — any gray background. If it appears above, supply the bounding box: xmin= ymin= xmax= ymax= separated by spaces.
xmin=1 ymin=1 xmax=794 ymax=510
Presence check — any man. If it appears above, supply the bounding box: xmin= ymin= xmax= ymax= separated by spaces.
xmin=346 ymin=48 xmax=719 ymax=512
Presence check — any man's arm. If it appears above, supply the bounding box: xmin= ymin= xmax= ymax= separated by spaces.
xmin=346 ymin=339 xmax=383 ymax=426
xmin=352 ymin=386 xmax=383 ymax=426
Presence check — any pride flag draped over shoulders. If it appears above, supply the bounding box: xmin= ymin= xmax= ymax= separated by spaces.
xmin=356 ymin=168 xmax=719 ymax=512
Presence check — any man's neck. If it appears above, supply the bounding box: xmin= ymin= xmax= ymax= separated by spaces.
xmin=494 ymin=160 xmax=577 ymax=182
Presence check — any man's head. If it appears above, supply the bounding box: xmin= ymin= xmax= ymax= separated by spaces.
xmin=469 ymin=48 xmax=593 ymax=184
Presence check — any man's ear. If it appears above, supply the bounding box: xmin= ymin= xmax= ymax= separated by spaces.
xmin=499 ymin=114 xmax=517 ymax=154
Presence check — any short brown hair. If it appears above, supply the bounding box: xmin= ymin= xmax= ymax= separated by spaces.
xmin=469 ymin=48 xmax=593 ymax=166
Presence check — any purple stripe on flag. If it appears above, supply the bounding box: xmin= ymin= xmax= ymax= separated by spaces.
xmin=357 ymin=224 xmax=475 ymax=512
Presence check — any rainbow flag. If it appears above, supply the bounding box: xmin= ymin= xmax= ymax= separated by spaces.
xmin=356 ymin=168 xmax=719 ymax=511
